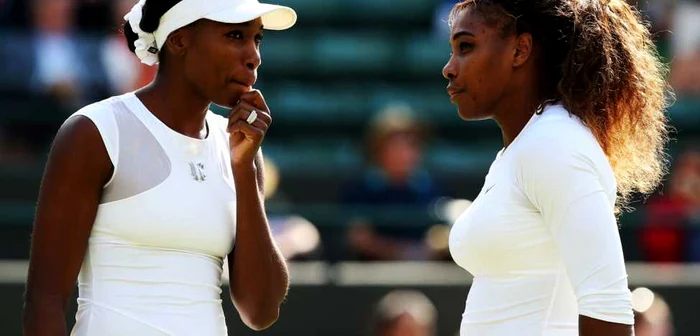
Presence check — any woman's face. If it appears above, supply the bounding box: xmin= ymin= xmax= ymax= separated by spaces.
xmin=179 ymin=18 xmax=263 ymax=107
xmin=442 ymin=6 xmax=518 ymax=121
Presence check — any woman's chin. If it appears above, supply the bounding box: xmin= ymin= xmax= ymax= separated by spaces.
xmin=456 ymin=105 xmax=491 ymax=121
xmin=212 ymin=92 xmax=244 ymax=109
xmin=457 ymin=108 xmax=478 ymax=121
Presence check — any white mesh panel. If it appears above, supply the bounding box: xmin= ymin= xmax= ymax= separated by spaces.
xmin=101 ymin=102 xmax=171 ymax=204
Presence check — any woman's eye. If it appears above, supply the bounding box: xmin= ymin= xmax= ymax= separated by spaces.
xmin=226 ymin=31 xmax=243 ymax=39
xmin=460 ymin=42 xmax=473 ymax=52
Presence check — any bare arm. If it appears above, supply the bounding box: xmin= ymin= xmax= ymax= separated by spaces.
xmin=23 ymin=116 xmax=112 ymax=336
xmin=580 ymin=316 xmax=633 ymax=336
xmin=226 ymin=92 xmax=289 ymax=331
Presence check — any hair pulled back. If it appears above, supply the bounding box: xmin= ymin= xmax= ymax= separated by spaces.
xmin=450 ymin=0 xmax=672 ymax=211
xmin=122 ymin=0 xmax=182 ymax=54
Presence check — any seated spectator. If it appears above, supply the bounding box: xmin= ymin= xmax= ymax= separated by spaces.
xmin=339 ymin=104 xmax=449 ymax=261
xmin=264 ymin=157 xmax=322 ymax=260
xmin=369 ymin=290 xmax=437 ymax=336
xmin=641 ymin=145 xmax=700 ymax=262
xmin=0 ymin=0 xmax=110 ymax=108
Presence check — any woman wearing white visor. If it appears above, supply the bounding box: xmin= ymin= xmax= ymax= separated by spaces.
xmin=23 ymin=0 xmax=297 ymax=335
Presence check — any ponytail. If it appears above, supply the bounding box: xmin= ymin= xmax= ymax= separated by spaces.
xmin=560 ymin=0 xmax=671 ymax=209
xmin=449 ymin=0 xmax=672 ymax=211
xmin=121 ymin=0 xmax=183 ymax=55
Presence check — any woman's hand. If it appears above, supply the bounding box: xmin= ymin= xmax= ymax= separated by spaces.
xmin=227 ymin=90 xmax=272 ymax=168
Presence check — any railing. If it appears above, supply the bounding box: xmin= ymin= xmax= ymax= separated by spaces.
xmin=3 ymin=260 xmax=700 ymax=287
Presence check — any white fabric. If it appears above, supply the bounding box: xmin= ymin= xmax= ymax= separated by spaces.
xmin=125 ymin=0 xmax=159 ymax=66
xmin=100 ymin=98 xmax=171 ymax=203
xmin=124 ymin=0 xmax=297 ymax=66
xmin=449 ymin=104 xmax=634 ymax=335
xmin=68 ymin=92 xmax=237 ymax=336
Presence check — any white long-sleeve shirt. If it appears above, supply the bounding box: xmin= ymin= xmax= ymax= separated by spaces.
xmin=449 ymin=104 xmax=634 ymax=335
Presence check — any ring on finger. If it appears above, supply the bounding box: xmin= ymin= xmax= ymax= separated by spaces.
xmin=246 ymin=110 xmax=258 ymax=125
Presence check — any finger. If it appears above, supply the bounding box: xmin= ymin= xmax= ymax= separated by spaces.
xmin=227 ymin=111 xmax=270 ymax=133
xmin=228 ymin=101 xmax=272 ymax=126
xmin=227 ymin=109 xmax=270 ymax=133
xmin=239 ymin=89 xmax=269 ymax=113
xmin=228 ymin=120 xmax=265 ymax=140
xmin=243 ymin=118 xmax=269 ymax=132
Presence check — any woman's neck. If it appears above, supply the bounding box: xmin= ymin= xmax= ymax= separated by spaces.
xmin=135 ymin=71 xmax=211 ymax=139
xmin=492 ymin=75 xmax=547 ymax=150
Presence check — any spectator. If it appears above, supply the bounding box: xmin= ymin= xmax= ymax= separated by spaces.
xmin=641 ymin=145 xmax=700 ymax=262
xmin=369 ymin=290 xmax=437 ymax=336
xmin=339 ymin=104 xmax=448 ymax=261
xmin=264 ymin=157 xmax=323 ymax=260
xmin=0 ymin=0 xmax=110 ymax=108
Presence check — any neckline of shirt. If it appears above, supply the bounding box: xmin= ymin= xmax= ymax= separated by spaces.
xmin=124 ymin=91 xmax=213 ymax=145
xmin=495 ymin=103 xmax=566 ymax=161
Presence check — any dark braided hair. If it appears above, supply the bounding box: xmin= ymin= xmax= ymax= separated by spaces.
xmin=449 ymin=0 xmax=672 ymax=211
xmin=122 ymin=0 xmax=182 ymax=54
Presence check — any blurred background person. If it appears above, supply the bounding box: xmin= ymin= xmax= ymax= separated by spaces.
xmin=0 ymin=0 xmax=698 ymax=335
xmin=632 ymin=287 xmax=674 ymax=336
xmin=640 ymin=144 xmax=700 ymax=262
xmin=264 ymin=157 xmax=323 ymax=261
xmin=339 ymin=104 xmax=449 ymax=261
xmin=15 ymin=0 xmax=108 ymax=108
xmin=369 ymin=290 xmax=438 ymax=336
xmin=0 ymin=0 xmax=109 ymax=163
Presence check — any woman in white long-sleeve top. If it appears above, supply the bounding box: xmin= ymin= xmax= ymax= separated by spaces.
xmin=442 ymin=0 xmax=671 ymax=335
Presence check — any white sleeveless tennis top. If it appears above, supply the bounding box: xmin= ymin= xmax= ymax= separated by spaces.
xmin=69 ymin=92 xmax=237 ymax=336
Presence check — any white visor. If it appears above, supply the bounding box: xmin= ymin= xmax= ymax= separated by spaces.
xmin=125 ymin=0 xmax=297 ymax=66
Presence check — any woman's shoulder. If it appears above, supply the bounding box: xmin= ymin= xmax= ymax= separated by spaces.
xmin=72 ymin=93 xmax=133 ymax=120
xmin=530 ymin=104 xmax=593 ymax=138
xmin=509 ymin=106 xmax=615 ymax=193
xmin=517 ymin=105 xmax=600 ymax=155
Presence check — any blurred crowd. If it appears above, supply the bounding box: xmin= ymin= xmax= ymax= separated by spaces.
xmin=0 ymin=1 xmax=698 ymax=335
xmin=0 ymin=0 xmax=156 ymax=162
xmin=364 ymin=287 xmax=675 ymax=336
xmin=0 ymin=0 xmax=699 ymax=265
